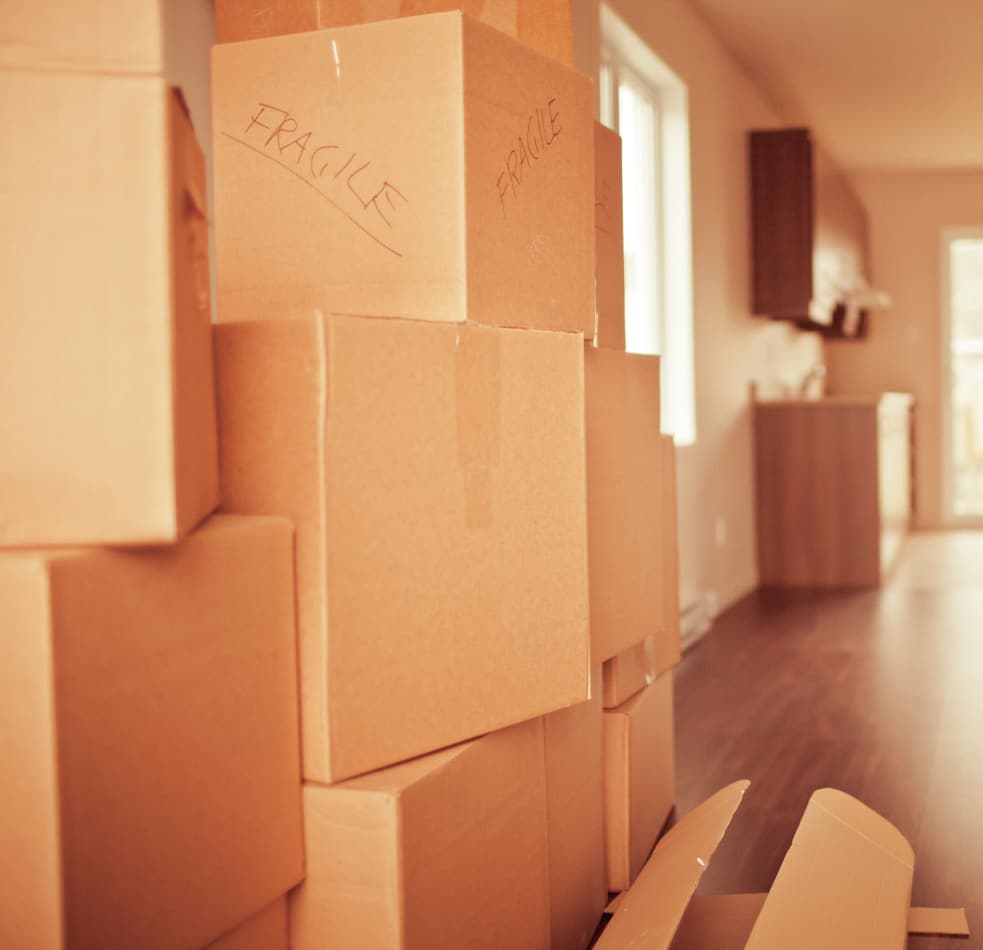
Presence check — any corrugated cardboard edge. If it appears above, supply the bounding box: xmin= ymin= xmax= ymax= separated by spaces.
xmin=907 ymin=906 xmax=970 ymax=937
xmin=594 ymin=781 xmax=750 ymax=950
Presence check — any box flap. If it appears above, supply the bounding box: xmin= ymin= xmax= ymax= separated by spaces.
xmin=671 ymin=894 xmax=767 ymax=950
xmin=906 ymin=906 xmax=970 ymax=937
xmin=744 ymin=789 xmax=914 ymax=949
xmin=594 ymin=781 xmax=750 ymax=949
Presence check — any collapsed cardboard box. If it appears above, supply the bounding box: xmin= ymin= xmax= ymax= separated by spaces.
xmin=585 ymin=346 xmax=665 ymax=662
xmin=596 ymin=781 xmax=970 ymax=949
xmin=603 ymin=670 xmax=675 ymax=893
xmin=543 ymin=667 xmax=606 ymax=950
xmin=0 ymin=71 xmax=218 ymax=546
xmin=212 ymin=12 xmax=594 ymax=336
xmin=594 ymin=122 xmax=626 ymax=350
xmin=290 ymin=718 xmax=551 ymax=949
xmin=602 ymin=636 xmax=656 ymax=709
xmin=661 ymin=435 xmax=682 ymax=658
xmin=206 ymin=898 xmax=288 ymax=950
xmin=215 ymin=0 xmax=574 ymax=65
xmin=215 ymin=312 xmax=590 ymax=782
xmin=0 ymin=516 xmax=304 ymax=950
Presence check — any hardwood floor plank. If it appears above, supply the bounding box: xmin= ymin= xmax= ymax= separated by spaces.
xmin=673 ymin=533 xmax=982 ymax=948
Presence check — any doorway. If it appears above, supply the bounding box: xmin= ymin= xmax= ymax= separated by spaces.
xmin=943 ymin=229 xmax=983 ymax=522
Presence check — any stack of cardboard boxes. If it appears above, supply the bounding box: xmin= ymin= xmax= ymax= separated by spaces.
xmin=209 ymin=2 xmax=681 ymax=947
xmin=0 ymin=9 xmax=305 ymax=949
xmin=1 ymin=2 xmax=682 ymax=947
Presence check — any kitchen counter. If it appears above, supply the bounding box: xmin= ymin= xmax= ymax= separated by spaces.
xmin=753 ymin=392 xmax=914 ymax=587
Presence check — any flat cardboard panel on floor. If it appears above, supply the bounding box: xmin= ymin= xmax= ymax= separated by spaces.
xmin=603 ymin=670 xmax=675 ymax=892
xmin=212 ymin=13 xmax=593 ymax=336
xmin=0 ymin=516 xmax=304 ymax=950
xmin=289 ymin=718 xmax=550 ymax=950
xmin=215 ymin=312 xmax=590 ymax=782
xmin=602 ymin=637 xmax=656 ymax=709
xmin=215 ymin=0 xmax=574 ymax=65
xmin=594 ymin=122 xmax=626 ymax=350
xmin=543 ymin=667 xmax=606 ymax=950
xmin=594 ymin=783 xmax=970 ymax=949
xmin=585 ymin=346 xmax=664 ymax=662
xmin=0 ymin=71 xmax=218 ymax=546
xmin=660 ymin=435 xmax=682 ymax=671
xmin=206 ymin=898 xmax=289 ymax=950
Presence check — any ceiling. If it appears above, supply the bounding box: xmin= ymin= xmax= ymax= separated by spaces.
xmin=685 ymin=0 xmax=983 ymax=170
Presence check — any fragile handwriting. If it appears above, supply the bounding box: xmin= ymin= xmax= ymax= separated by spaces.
xmin=496 ymin=97 xmax=562 ymax=216
xmin=227 ymin=102 xmax=409 ymax=256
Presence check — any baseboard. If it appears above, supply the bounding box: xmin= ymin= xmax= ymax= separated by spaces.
xmin=679 ymin=569 xmax=759 ymax=653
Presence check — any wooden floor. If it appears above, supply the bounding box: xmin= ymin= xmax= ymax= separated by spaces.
xmin=674 ymin=531 xmax=983 ymax=948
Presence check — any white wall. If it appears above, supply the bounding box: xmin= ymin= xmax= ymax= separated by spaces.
xmin=577 ymin=0 xmax=823 ymax=612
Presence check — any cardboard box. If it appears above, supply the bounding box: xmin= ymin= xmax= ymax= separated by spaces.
xmin=289 ymin=718 xmax=550 ymax=949
xmin=215 ymin=0 xmax=574 ymax=65
xmin=602 ymin=636 xmax=656 ymax=709
xmin=215 ymin=312 xmax=590 ymax=782
xmin=0 ymin=515 xmax=304 ymax=950
xmin=603 ymin=670 xmax=675 ymax=892
xmin=0 ymin=71 xmax=218 ymax=546
xmin=585 ymin=346 xmax=664 ymax=662
xmin=543 ymin=667 xmax=606 ymax=950
xmin=0 ymin=1 xmax=168 ymax=73
xmin=212 ymin=13 xmax=594 ymax=336
xmin=594 ymin=782 xmax=970 ymax=949
xmin=661 ymin=435 xmax=682 ymax=666
xmin=594 ymin=122 xmax=626 ymax=350
xmin=206 ymin=899 xmax=289 ymax=950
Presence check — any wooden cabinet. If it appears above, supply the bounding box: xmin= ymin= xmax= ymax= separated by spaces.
xmin=753 ymin=394 xmax=913 ymax=587
xmin=749 ymin=128 xmax=870 ymax=327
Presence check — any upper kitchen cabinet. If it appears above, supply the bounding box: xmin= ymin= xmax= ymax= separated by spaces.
xmin=749 ymin=128 xmax=870 ymax=328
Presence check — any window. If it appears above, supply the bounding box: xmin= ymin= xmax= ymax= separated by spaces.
xmin=599 ymin=5 xmax=696 ymax=445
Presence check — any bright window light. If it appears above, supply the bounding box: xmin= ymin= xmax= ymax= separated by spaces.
xmin=600 ymin=4 xmax=696 ymax=445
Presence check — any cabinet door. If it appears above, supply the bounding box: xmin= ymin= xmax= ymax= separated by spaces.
xmin=749 ymin=128 xmax=813 ymax=318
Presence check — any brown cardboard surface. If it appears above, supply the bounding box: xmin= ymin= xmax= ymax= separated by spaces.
xmin=543 ymin=667 xmax=606 ymax=950
xmin=671 ymin=894 xmax=767 ymax=950
xmin=0 ymin=1 xmax=163 ymax=72
xmin=585 ymin=346 xmax=664 ymax=662
xmin=0 ymin=515 xmax=303 ymax=950
xmin=603 ymin=670 xmax=676 ymax=892
xmin=907 ymin=906 xmax=970 ymax=937
xmin=215 ymin=0 xmax=574 ymax=64
xmin=660 ymin=435 xmax=683 ymax=673
xmin=0 ymin=71 xmax=218 ymax=546
xmin=595 ymin=781 xmax=751 ymax=950
xmin=289 ymin=718 xmax=550 ymax=949
xmin=215 ymin=313 xmax=590 ymax=782
xmin=744 ymin=788 xmax=914 ymax=949
xmin=212 ymin=13 xmax=593 ymax=336
xmin=206 ymin=898 xmax=289 ymax=950
xmin=602 ymin=636 xmax=657 ymax=708
xmin=594 ymin=123 xmax=626 ymax=350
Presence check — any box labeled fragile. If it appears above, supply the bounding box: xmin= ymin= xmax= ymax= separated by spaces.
xmin=216 ymin=0 xmax=574 ymax=65
xmin=212 ymin=13 xmax=594 ymax=335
